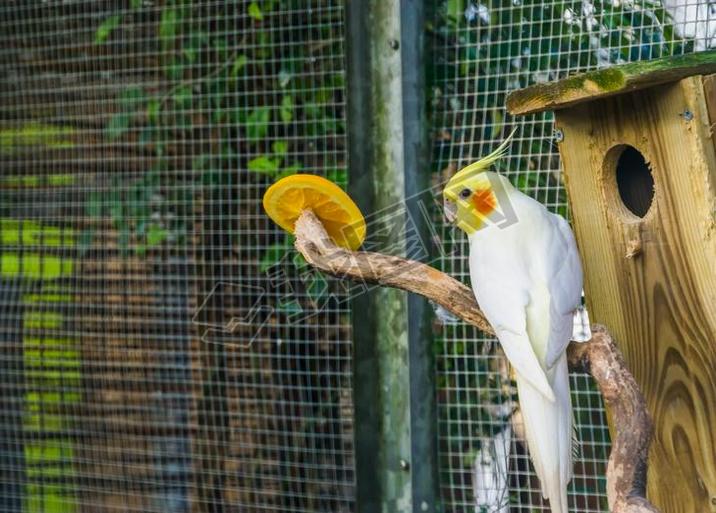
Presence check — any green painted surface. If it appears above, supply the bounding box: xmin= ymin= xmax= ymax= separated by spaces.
xmin=24 ymin=349 xmax=81 ymax=366
xmin=0 ymin=174 xmax=76 ymax=188
xmin=1 ymin=210 xmax=79 ymax=512
xmin=1 ymin=219 xmax=75 ymax=247
xmin=24 ymin=413 xmax=65 ymax=432
xmin=25 ymin=369 xmax=81 ymax=386
xmin=0 ymin=123 xmax=75 ymax=154
xmin=25 ymin=442 xmax=74 ymax=466
xmin=24 ymin=337 xmax=76 ymax=348
xmin=24 ymin=292 xmax=73 ymax=303
xmin=0 ymin=254 xmax=74 ymax=280
xmin=25 ymin=485 xmax=76 ymax=513
xmin=25 ymin=391 xmax=82 ymax=406
xmin=24 ymin=312 xmax=65 ymax=330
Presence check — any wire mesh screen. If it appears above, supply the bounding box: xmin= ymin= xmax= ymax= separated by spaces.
xmin=0 ymin=1 xmax=353 ymax=512
xmin=430 ymin=1 xmax=703 ymax=511
xmin=1 ymin=1 xmax=711 ymax=512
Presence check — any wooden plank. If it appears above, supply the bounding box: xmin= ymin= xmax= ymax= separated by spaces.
xmin=506 ymin=49 xmax=716 ymax=115
xmin=702 ymin=74 xmax=716 ymax=160
xmin=555 ymin=76 xmax=716 ymax=513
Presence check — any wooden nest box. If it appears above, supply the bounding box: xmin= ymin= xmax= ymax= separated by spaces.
xmin=507 ymin=50 xmax=716 ymax=513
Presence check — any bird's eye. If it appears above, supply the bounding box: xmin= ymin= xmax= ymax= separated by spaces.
xmin=459 ymin=188 xmax=471 ymax=199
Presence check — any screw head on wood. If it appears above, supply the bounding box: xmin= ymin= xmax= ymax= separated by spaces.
xmin=682 ymin=110 xmax=694 ymax=121
xmin=553 ymin=128 xmax=564 ymax=142
xmin=399 ymin=459 xmax=410 ymax=471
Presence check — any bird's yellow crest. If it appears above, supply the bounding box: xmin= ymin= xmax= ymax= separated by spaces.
xmin=443 ymin=129 xmax=517 ymax=234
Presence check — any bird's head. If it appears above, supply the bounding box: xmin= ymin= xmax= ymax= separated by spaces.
xmin=443 ymin=129 xmax=516 ymax=235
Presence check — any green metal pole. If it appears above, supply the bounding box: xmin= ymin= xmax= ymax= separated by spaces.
xmin=401 ymin=2 xmax=441 ymax=510
xmin=345 ymin=1 xmax=439 ymax=512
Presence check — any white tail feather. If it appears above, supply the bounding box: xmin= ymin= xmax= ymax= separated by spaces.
xmin=515 ymin=353 xmax=573 ymax=513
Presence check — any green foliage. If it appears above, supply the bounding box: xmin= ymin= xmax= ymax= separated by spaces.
xmin=159 ymin=8 xmax=179 ymax=48
xmin=93 ymin=1 xmax=346 ymax=259
xmin=94 ymin=14 xmax=121 ymax=44
xmin=259 ymin=238 xmax=294 ymax=273
xmin=231 ymin=54 xmax=248 ymax=76
xmin=280 ymin=95 xmax=294 ymax=122
xmin=105 ymin=112 xmax=130 ymax=141
xmin=248 ymin=2 xmax=264 ymax=21
xmin=245 ymin=107 xmax=271 ymax=140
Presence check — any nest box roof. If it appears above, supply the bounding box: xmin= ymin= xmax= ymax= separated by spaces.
xmin=506 ymin=49 xmax=716 ymax=116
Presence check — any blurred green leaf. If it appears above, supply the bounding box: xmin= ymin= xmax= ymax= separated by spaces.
xmin=146 ymin=99 xmax=160 ymax=124
xmin=245 ymin=107 xmax=270 ymax=140
xmin=306 ymin=274 xmax=328 ymax=304
xmin=302 ymin=102 xmax=321 ymax=119
xmin=259 ymin=240 xmax=292 ymax=273
xmin=256 ymin=30 xmax=271 ymax=58
xmin=272 ymin=140 xmax=288 ymax=156
xmin=278 ymin=69 xmax=293 ymax=88
xmin=106 ymin=112 xmax=130 ymax=141
xmin=247 ymin=155 xmax=280 ymax=175
xmin=231 ymin=54 xmax=248 ymax=77
xmin=78 ymin=229 xmax=94 ymax=256
xmin=166 ymin=56 xmax=184 ymax=80
xmin=192 ymin=154 xmax=210 ymax=170
xmin=146 ymin=224 xmax=168 ymax=246
xmin=183 ymin=31 xmax=207 ymax=64
xmin=86 ymin=192 xmax=103 ymax=217
xmin=95 ymin=15 xmax=121 ymax=44
xmin=119 ymin=87 xmax=146 ymax=111
xmin=248 ymin=2 xmax=263 ymax=21
xmin=446 ymin=0 xmax=465 ymax=24
xmin=277 ymin=299 xmax=302 ymax=315
xmin=211 ymin=36 xmax=229 ymax=60
xmin=280 ymin=95 xmax=294 ymax=123
xmin=118 ymin=223 xmax=130 ymax=255
xmin=172 ymin=85 xmax=193 ymax=108
xmin=274 ymin=163 xmax=302 ymax=180
xmin=159 ymin=8 xmax=178 ymax=48
xmin=325 ymin=168 xmax=347 ymax=187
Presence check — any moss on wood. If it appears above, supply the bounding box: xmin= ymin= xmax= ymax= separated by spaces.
xmin=507 ymin=48 xmax=716 ymax=115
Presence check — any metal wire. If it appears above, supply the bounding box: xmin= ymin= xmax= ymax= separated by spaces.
xmin=0 ymin=1 xmax=352 ymax=512
xmin=0 ymin=1 xmax=710 ymax=512
xmin=431 ymin=1 xmax=702 ymax=512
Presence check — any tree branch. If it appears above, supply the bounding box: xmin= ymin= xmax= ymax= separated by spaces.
xmin=293 ymin=210 xmax=658 ymax=513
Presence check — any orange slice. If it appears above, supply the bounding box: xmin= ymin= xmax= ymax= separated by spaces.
xmin=262 ymin=174 xmax=366 ymax=250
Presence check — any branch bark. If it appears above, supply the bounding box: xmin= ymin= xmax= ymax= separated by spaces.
xmin=293 ymin=210 xmax=658 ymax=513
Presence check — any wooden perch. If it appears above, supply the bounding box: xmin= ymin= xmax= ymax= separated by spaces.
xmin=293 ymin=210 xmax=658 ymax=513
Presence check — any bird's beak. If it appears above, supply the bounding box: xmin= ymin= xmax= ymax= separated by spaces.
xmin=443 ymin=198 xmax=457 ymax=224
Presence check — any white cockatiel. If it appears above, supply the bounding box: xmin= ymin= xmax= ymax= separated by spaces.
xmin=443 ymin=131 xmax=583 ymax=513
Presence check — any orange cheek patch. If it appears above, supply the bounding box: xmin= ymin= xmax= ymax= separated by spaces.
xmin=471 ymin=187 xmax=497 ymax=216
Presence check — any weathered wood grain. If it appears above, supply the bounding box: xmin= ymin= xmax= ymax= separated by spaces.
xmin=555 ymin=76 xmax=716 ymax=513
xmin=506 ymin=49 xmax=716 ymax=115
xmin=293 ymin=209 xmax=659 ymax=513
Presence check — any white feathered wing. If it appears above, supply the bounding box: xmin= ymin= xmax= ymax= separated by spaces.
xmin=468 ymin=173 xmax=583 ymax=513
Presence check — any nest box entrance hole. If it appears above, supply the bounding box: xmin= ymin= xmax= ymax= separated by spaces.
xmin=606 ymin=145 xmax=655 ymax=219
